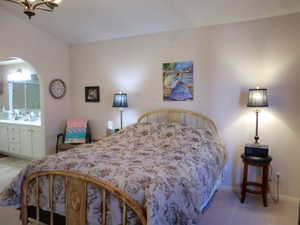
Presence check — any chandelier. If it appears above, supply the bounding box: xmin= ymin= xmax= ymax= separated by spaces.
xmin=4 ymin=0 xmax=62 ymax=19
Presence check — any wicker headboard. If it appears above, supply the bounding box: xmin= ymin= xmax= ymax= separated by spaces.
xmin=137 ymin=109 xmax=218 ymax=134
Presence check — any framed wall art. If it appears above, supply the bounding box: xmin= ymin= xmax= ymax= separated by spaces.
xmin=85 ymin=86 xmax=100 ymax=102
xmin=163 ymin=61 xmax=193 ymax=101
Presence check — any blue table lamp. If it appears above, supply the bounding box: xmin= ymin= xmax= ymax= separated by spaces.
xmin=112 ymin=93 xmax=128 ymax=129
xmin=247 ymin=87 xmax=269 ymax=144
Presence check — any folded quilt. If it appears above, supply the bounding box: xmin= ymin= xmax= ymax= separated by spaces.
xmin=64 ymin=118 xmax=88 ymax=143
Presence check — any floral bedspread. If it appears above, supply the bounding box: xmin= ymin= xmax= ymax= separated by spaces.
xmin=0 ymin=121 xmax=226 ymax=225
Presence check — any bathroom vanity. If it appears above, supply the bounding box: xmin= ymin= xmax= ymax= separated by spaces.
xmin=0 ymin=60 xmax=43 ymax=159
xmin=0 ymin=120 xmax=42 ymax=159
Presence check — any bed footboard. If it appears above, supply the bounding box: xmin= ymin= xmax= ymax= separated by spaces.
xmin=21 ymin=171 xmax=147 ymax=225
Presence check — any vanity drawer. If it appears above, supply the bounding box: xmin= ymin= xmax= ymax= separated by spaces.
xmin=7 ymin=126 xmax=21 ymax=143
xmin=8 ymin=143 xmax=20 ymax=154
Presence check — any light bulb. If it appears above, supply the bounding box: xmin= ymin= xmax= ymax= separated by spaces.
xmin=7 ymin=69 xmax=31 ymax=81
xmin=253 ymin=92 xmax=263 ymax=101
xmin=46 ymin=0 xmax=61 ymax=4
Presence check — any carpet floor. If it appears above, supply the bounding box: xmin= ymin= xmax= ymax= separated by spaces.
xmin=0 ymin=157 xmax=298 ymax=225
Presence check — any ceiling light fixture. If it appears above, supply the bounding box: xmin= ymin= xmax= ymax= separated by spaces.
xmin=7 ymin=69 xmax=32 ymax=81
xmin=4 ymin=0 xmax=62 ymax=19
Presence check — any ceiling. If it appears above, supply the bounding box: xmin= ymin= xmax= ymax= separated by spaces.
xmin=1 ymin=0 xmax=300 ymax=45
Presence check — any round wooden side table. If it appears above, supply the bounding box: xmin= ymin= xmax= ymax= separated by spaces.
xmin=240 ymin=153 xmax=272 ymax=207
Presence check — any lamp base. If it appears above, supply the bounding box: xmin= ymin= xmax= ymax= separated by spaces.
xmin=254 ymin=110 xmax=260 ymax=144
xmin=254 ymin=135 xmax=259 ymax=144
xmin=119 ymin=109 xmax=124 ymax=130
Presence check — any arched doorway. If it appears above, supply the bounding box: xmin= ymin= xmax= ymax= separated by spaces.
xmin=0 ymin=57 xmax=44 ymax=159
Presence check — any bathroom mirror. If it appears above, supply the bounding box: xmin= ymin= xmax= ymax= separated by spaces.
xmin=10 ymin=74 xmax=40 ymax=110
xmin=0 ymin=58 xmax=41 ymax=120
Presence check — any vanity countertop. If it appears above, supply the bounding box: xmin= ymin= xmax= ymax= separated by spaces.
xmin=0 ymin=119 xmax=41 ymax=127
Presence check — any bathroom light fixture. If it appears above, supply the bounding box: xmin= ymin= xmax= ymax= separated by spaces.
xmin=7 ymin=69 xmax=31 ymax=82
xmin=4 ymin=0 xmax=62 ymax=19
xmin=247 ymin=87 xmax=269 ymax=144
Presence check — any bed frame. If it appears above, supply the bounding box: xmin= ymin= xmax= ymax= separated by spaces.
xmin=21 ymin=109 xmax=218 ymax=225
xmin=138 ymin=109 xmax=217 ymax=133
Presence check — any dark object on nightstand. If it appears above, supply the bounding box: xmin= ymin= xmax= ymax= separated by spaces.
xmin=245 ymin=144 xmax=269 ymax=157
xmin=240 ymin=153 xmax=272 ymax=207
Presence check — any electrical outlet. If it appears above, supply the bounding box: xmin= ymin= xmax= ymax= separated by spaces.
xmin=224 ymin=164 xmax=228 ymax=172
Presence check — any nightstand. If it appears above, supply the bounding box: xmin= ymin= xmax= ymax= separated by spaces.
xmin=240 ymin=153 xmax=272 ymax=207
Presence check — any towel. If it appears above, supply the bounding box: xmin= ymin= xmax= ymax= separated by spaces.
xmin=64 ymin=119 xmax=88 ymax=144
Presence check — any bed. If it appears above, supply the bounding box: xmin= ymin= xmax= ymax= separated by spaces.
xmin=0 ymin=109 xmax=226 ymax=225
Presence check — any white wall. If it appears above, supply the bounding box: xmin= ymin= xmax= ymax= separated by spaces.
xmin=0 ymin=8 xmax=70 ymax=154
xmin=70 ymin=13 xmax=300 ymax=199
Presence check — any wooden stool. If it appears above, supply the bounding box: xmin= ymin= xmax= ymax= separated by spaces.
xmin=240 ymin=153 xmax=272 ymax=207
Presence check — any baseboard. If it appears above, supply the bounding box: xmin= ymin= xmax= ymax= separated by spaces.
xmin=279 ymin=194 xmax=300 ymax=203
xmin=220 ymin=184 xmax=236 ymax=191
xmin=220 ymin=184 xmax=300 ymax=203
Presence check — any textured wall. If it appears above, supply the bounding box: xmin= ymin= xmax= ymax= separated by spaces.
xmin=70 ymin=13 xmax=300 ymax=199
xmin=0 ymin=8 xmax=71 ymax=154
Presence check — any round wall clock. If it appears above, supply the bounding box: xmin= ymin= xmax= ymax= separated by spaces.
xmin=49 ymin=79 xmax=66 ymax=99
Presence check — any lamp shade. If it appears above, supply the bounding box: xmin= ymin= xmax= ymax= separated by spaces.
xmin=112 ymin=93 xmax=128 ymax=108
xmin=247 ymin=88 xmax=269 ymax=107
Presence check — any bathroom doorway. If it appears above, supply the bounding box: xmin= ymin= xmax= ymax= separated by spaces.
xmin=0 ymin=57 xmax=44 ymax=159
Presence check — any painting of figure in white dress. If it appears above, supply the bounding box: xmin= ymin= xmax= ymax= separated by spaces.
xmin=163 ymin=61 xmax=193 ymax=101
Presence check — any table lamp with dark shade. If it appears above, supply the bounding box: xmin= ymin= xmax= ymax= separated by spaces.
xmin=112 ymin=93 xmax=128 ymax=129
xmin=247 ymin=87 xmax=269 ymax=144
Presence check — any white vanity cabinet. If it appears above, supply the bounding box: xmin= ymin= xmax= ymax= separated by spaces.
xmin=0 ymin=121 xmax=42 ymax=159
xmin=0 ymin=124 xmax=8 ymax=152
xmin=20 ymin=126 xmax=43 ymax=158
xmin=7 ymin=125 xmax=21 ymax=154
xmin=20 ymin=126 xmax=33 ymax=156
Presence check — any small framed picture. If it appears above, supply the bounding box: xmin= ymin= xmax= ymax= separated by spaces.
xmin=85 ymin=86 xmax=100 ymax=102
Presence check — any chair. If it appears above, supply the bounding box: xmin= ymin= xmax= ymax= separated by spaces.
xmin=56 ymin=119 xmax=92 ymax=153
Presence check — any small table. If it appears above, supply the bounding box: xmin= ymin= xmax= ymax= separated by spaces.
xmin=240 ymin=153 xmax=272 ymax=207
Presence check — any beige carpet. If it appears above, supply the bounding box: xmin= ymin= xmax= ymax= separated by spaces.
xmin=0 ymin=157 xmax=298 ymax=225
xmin=0 ymin=157 xmax=30 ymax=192
xmin=0 ymin=157 xmax=31 ymax=225
xmin=199 ymin=190 xmax=298 ymax=225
